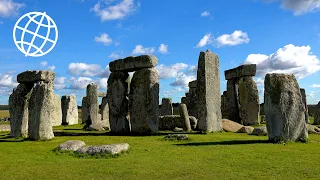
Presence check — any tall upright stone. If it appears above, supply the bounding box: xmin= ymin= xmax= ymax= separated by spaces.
xmin=187 ymin=80 xmax=198 ymax=118
xmin=130 ymin=68 xmax=159 ymax=134
xmin=300 ymin=88 xmax=309 ymax=124
xmin=9 ymin=83 xmax=33 ymax=137
xmin=196 ymin=50 xmax=222 ymax=132
xmin=226 ymin=79 xmax=240 ymax=123
xmin=238 ymin=76 xmax=260 ymax=125
xmin=314 ymin=101 xmax=320 ymax=125
xmin=100 ymin=96 xmax=110 ymax=129
xmin=28 ymin=81 xmax=55 ymax=140
xmin=86 ymin=83 xmax=99 ymax=125
xmin=179 ymin=104 xmax=191 ymax=131
xmin=107 ymin=72 xmax=130 ymax=133
xmin=221 ymin=91 xmax=228 ymax=119
xmin=51 ymin=94 xmax=62 ymax=126
xmin=160 ymin=98 xmax=173 ymax=116
xmin=61 ymin=95 xmax=78 ymax=125
xmin=81 ymin=97 xmax=89 ymax=124
xmin=264 ymin=74 xmax=308 ymax=142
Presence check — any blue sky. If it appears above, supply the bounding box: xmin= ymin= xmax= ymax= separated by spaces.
xmin=0 ymin=0 xmax=320 ymax=105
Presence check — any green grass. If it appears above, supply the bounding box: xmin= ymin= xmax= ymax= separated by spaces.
xmin=0 ymin=127 xmax=320 ymax=180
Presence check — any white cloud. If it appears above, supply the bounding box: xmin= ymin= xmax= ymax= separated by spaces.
xmin=263 ymin=0 xmax=320 ymax=15
xmin=48 ymin=66 xmax=55 ymax=71
xmin=97 ymin=78 xmax=108 ymax=89
xmin=158 ymin=44 xmax=168 ymax=54
xmin=215 ymin=30 xmax=249 ymax=47
xmin=68 ymin=77 xmax=93 ymax=90
xmin=108 ymin=52 xmax=120 ymax=59
xmin=310 ymin=84 xmax=320 ymax=88
xmin=100 ymin=65 xmax=111 ymax=78
xmin=255 ymin=77 xmax=264 ymax=87
xmin=91 ymin=0 xmax=137 ymax=21
xmin=54 ymin=77 xmax=66 ymax=90
xmin=196 ymin=33 xmax=212 ymax=48
xmin=68 ymin=63 xmax=103 ymax=77
xmin=188 ymin=65 xmax=197 ymax=74
xmin=0 ymin=0 xmax=24 ymax=17
xmin=0 ymin=73 xmax=18 ymax=87
xmin=155 ymin=63 xmax=188 ymax=79
xmin=163 ymin=87 xmax=186 ymax=97
xmin=132 ymin=45 xmax=155 ymax=55
xmin=170 ymin=72 xmax=196 ymax=88
xmin=201 ymin=11 xmax=210 ymax=17
xmin=40 ymin=61 xmax=48 ymax=67
xmin=95 ymin=33 xmax=112 ymax=46
xmin=244 ymin=44 xmax=320 ymax=79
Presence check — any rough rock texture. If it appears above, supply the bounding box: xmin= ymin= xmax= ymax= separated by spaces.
xmin=9 ymin=83 xmax=33 ymax=137
xmin=300 ymin=88 xmax=309 ymax=124
xmin=238 ymin=76 xmax=260 ymax=125
xmin=264 ymin=74 xmax=308 ymax=142
xmin=61 ymin=95 xmax=78 ymax=125
xmin=173 ymin=127 xmax=183 ymax=132
xmin=222 ymin=119 xmax=243 ymax=132
xmin=109 ymin=55 xmax=158 ymax=72
xmin=181 ymin=97 xmax=187 ymax=105
xmin=189 ymin=116 xmax=198 ymax=130
xmin=17 ymin=70 xmax=55 ymax=83
xmin=87 ymin=123 xmax=105 ymax=131
xmin=51 ymin=94 xmax=62 ymax=126
xmin=129 ymin=68 xmax=159 ymax=134
xmin=188 ymin=80 xmax=197 ymax=88
xmin=224 ymin=64 xmax=256 ymax=80
xmin=252 ymin=126 xmax=268 ymax=136
xmin=159 ymin=115 xmax=197 ymax=131
xmin=179 ymin=104 xmax=191 ymax=131
xmin=226 ymin=79 xmax=241 ymax=123
xmin=237 ymin=126 xmax=254 ymax=134
xmin=164 ymin=134 xmax=189 ymax=141
xmin=28 ymin=81 xmax=55 ymax=140
xmin=76 ymin=143 xmax=130 ymax=155
xmin=100 ymin=97 xmax=110 ymax=129
xmin=306 ymin=124 xmax=320 ymax=134
xmin=260 ymin=115 xmax=266 ymax=123
xmin=86 ymin=83 xmax=99 ymax=125
xmin=196 ymin=50 xmax=222 ymax=132
xmin=81 ymin=97 xmax=89 ymax=124
xmin=221 ymin=91 xmax=228 ymax=119
xmin=315 ymin=102 xmax=320 ymax=125
xmin=58 ymin=140 xmax=85 ymax=151
xmin=107 ymin=72 xmax=130 ymax=133
xmin=160 ymin=98 xmax=173 ymax=116
xmin=98 ymin=92 xmax=107 ymax=97
xmin=187 ymin=87 xmax=198 ymax=118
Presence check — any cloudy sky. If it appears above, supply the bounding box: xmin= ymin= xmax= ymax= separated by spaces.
xmin=0 ymin=0 xmax=320 ymax=105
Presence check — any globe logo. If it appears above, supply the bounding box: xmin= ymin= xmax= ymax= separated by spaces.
xmin=13 ymin=12 xmax=58 ymax=57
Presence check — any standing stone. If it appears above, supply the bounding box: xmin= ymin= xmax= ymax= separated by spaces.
xmin=300 ymin=88 xmax=309 ymax=124
xmin=238 ymin=76 xmax=260 ymax=125
xmin=226 ymin=79 xmax=240 ymax=123
xmin=28 ymin=81 xmax=55 ymax=140
xmin=81 ymin=97 xmax=89 ymax=124
xmin=264 ymin=74 xmax=308 ymax=142
xmin=160 ymin=98 xmax=173 ymax=116
xmin=107 ymin=72 xmax=130 ymax=133
xmin=86 ymin=83 xmax=99 ymax=125
xmin=61 ymin=95 xmax=78 ymax=125
xmin=196 ymin=50 xmax=222 ymax=132
xmin=51 ymin=94 xmax=62 ymax=126
xmin=129 ymin=68 xmax=159 ymax=134
xmin=314 ymin=101 xmax=320 ymax=125
xmin=179 ymin=104 xmax=191 ymax=131
xmin=101 ymin=97 xmax=109 ymax=120
xmin=221 ymin=91 xmax=228 ymax=119
xmin=9 ymin=83 xmax=33 ymax=137
xmin=187 ymin=80 xmax=198 ymax=118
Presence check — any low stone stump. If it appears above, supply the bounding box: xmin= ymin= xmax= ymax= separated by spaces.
xmin=58 ymin=140 xmax=86 ymax=151
xmin=252 ymin=126 xmax=268 ymax=136
xmin=164 ymin=134 xmax=189 ymax=141
xmin=76 ymin=143 xmax=130 ymax=156
xmin=159 ymin=115 xmax=197 ymax=131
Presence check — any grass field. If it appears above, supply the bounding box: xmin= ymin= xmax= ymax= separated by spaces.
xmin=0 ymin=124 xmax=320 ymax=180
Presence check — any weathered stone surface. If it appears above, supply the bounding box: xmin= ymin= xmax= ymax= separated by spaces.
xmin=51 ymin=94 xmax=62 ymax=126
xmin=87 ymin=83 xmax=99 ymax=125
xmin=61 ymin=95 xmax=78 ymax=125
xmin=222 ymin=119 xmax=243 ymax=132
xmin=260 ymin=115 xmax=266 ymax=123
xmin=109 ymin=55 xmax=158 ymax=72
xmin=238 ymin=76 xmax=260 ymax=125
xmin=306 ymin=124 xmax=320 ymax=134
xmin=179 ymin=104 xmax=191 ymax=131
xmin=129 ymin=68 xmax=159 ymax=134
xmin=17 ymin=70 xmax=55 ymax=83
xmin=160 ymin=98 xmax=173 ymax=116
xmin=173 ymin=127 xmax=183 ymax=132
xmin=264 ymin=74 xmax=308 ymax=142
xmin=196 ymin=50 xmax=222 ymax=132
xmin=186 ymin=87 xmax=198 ymax=118
xmin=300 ymin=88 xmax=309 ymax=123
xmin=164 ymin=134 xmax=189 ymax=141
xmin=221 ymin=91 xmax=228 ymax=119
xmin=237 ymin=126 xmax=254 ymax=134
xmin=181 ymin=97 xmax=187 ymax=105
xmin=159 ymin=115 xmax=197 ymax=131
xmin=189 ymin=116 xmax=198 ymax=130
xmin=188 ymin=80 xmax=197 ymax=88
xmin=9 ymin=83 xmax=33 ymax=137
xmin=81 ymin=97 xmax=89 ymax=124
xmin=226 ymin=79 xmax=240 ymax=123
xmin=100 ymin=97 xmax=110 ymax=129
xmin=76 ymin=143 xmax=129 ymax=155
xmin=58 ymin=140 xmax=85 ymax=151
xmin=224 ymin=64 xmax=256 ymax=80
xmin=98 ymin=92 xmax=107 ymax=97
xmin=252 ymin=126 xmax=268 ymax=136
xmin=87 ymin=123 xmax=105 ymax=131
xmin=28 ymin=81 xmax=55 ymax=140
xmin=107 ymin=72 xmax=130 ymax=133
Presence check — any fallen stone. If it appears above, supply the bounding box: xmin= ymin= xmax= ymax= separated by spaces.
xmin=164 ymin=134 xmax=189 ymax=141
xmin=306 ymin=124 xmax=320 ymax=134
xmin=76 ymin=143 xmax=130 ymax=155
xmin=17 ymin=70 xmax=55 ymax=83
xmin=173 ymin=127 xmax=184 ymax=132
xmin=109 ymin=55 xmax=158 ymax=72
xmin=58 ymin=140 xmax=86 ymax=151
xmin=222 ymin=119 xmax=243 ymax=132
xmin=237 ymin=126 xmax=254 ymax=134
xmin=224 ymin=64 xmax=256 ymax=80
xmin=252 ymin=126 xmax=268 ymax=136
xmin=87 ymin=123 xmax=105 ymax=131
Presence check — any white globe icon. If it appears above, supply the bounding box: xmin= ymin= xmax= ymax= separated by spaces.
xmin=13 ymin=12 xmax=58 ymax=57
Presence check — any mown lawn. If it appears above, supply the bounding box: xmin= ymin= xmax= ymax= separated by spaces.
xmin=0 ymin=126 xmax=320 ymax=180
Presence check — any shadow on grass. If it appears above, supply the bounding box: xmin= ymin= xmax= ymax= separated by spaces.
xmin=0 ymin=135 xmax=25 ymax=142
xmin=174 ymin=140 xmax=270 ymax=146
